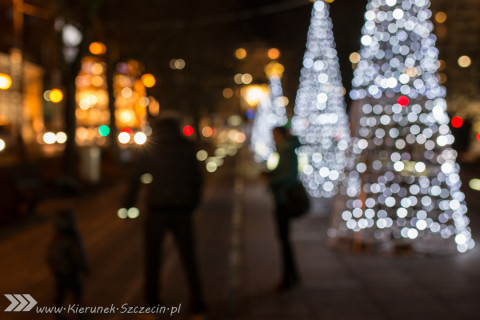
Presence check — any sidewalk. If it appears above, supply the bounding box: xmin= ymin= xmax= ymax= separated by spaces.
xmin=0 ymin=147 xmax=479 ymax=320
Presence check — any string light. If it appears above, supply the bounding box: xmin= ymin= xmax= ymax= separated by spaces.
xmin=331 ymin=0 xmax=474 ymax=254
xmin=291 ymin=0 xmax=350 ymax=198
xmin=250 ymin=63 xmax=288 ymax=162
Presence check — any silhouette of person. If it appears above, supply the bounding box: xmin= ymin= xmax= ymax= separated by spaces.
xmin=264 ymin=126 xmax=301 ymax=290
xmin=47 ymin=209 xmax=89 ymax=308
xmin=123 ymin=116 xmax=206 ymax=318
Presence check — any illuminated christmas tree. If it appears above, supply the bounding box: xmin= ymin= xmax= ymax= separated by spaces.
xmin=292 ymin=0 xmax=350 ymax=198
xmin=250 ymin=62 xmax=288 ymax=162
xmin=329 ymin=0 xmax=474 ymax=254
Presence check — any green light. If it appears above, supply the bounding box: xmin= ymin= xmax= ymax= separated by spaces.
xmin=98 ymin=125 xmax=110 ymax=137
xmin=469 ymin=179 xmax=480 ymax=192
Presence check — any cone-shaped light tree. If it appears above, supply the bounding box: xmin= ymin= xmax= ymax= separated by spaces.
xmin=329 ymin=0 xmax=474 ymax=254
xmin=292 ymin=0 xmax=350 ymax=198
xmin=251 ymin=62 xmax=288 ymax=162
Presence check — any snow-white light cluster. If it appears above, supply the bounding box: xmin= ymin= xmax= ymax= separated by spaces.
xmin=251 ymin=74 xmax=288 ymax=162
xmin=332 ymin=0 xmax=474 ymax=254
xmin=292 ymin=0 xmax=351 ymax=198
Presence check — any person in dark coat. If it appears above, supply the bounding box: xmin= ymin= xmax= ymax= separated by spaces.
xmin=123 ymin=116 xmax=206 ymax=317
xmin=265 ymin=126 xmax=301 ymax=291
xmin=47 ymin=209 xmax=89 ymax=307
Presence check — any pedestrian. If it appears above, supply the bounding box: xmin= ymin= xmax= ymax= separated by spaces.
xmin=263 ymin=126 xmax=302 ymax=291
xmin=47 ymin=209 xmax=89 ymax=308
xmin=123 ymin=116 xmax=206 ymax=319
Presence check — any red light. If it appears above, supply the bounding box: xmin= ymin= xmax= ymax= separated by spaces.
xmin=477 ymin=132 xmax=480 ymax=142
xmin=397 ymin=96 xmax=409 ymax=107
xmin=120 ymin=128 xmax=133 ymax=134
xmin=183 ymin=125 xmax=194 ymax=136
xmin=451 ymin=116 xmax=463 ymax=128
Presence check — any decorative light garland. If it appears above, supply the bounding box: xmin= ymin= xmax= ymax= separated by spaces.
xmin=330 ymin=0 xmax=474 ymax=254
xmin=292 ymin=0 xmax=350 ymax=198
xmin=251 ymin=68 xmax=288 ymax=162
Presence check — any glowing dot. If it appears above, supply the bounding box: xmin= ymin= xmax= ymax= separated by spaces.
xmin=202 ymin=126 xmax=213 ymax=137
xmin=235 ymin=48 xmax=247 ymax=60
xmin=98 ymin=125 xmax=110 ymax=137
xmin=407 ymin=229 xmax=418 ymax=239
xmin=264 ymin=152 xmax=278 ymax=170
xmin=43 ymin=132 xmax=56 ymax=144
xmin=477 ymin=132 xmax=480 ymax=142
xmin=361 ymin=35 xmax=372 ymax=46
xmin=118 ymin=132 xmax=131 ymax=144
xmin=121 ymin=87 xmax=132 ymax=98
xmin=469 ymin=178 xmax=480 ymax=191
xmin=174 ymin=59 xmax=186 ymax=69
xmin=246 ymin=109 xmax=255 ymax=119
xmin=458 ymin=55 xmax=472 ymax=68
xmin=140 ymin=173 xmax=153 ymax=184
xmin=196 ymin=150 xmax=208 ymax=161
xmin=397 ymin=96 xmax=409 ymax=107
xmin=415 ymin=162 xmax=426 ymax=173
xmin=89 ymin=41 xmax=106 ymax=55
xmin=141 ymin=74 xmax=156 ymax=88
xmin=49 ymin=89 xmax=63 ymax=103
xmin=127 ymin=207 xmax=140 ymax=219
xmin=435 ymin=11 xmax=447 ymax=24
xmin=56 ymin=132 xmax=67 ymax=144
xmin=0 ymin=73 xmax=12 ymax=90
xmin=451 ymin=116 xmax=463 ymax=128
xmin=223 ymin=88 xmax=233 ymax=99
xmin=349 ymin=52 xmax=360 ymax=64
xmin=117 ymin=208 xmax=128 ymax=219
xmin=241 ymin=73 xmax=253 ymax=84
xmin=134 ymin=132 xmax=147 ymax=144
xmin=183 ymin=125 xmax=194 ymax=136
xmin=44 ymin=90 xmax=51 ymax=101
xmin=267 ymin=48 xmax=280 ymax=59
xmin=0 ymin=139 xmax=5 ymax=151
xmin=206 ymin=161 xmax=218 ymax=173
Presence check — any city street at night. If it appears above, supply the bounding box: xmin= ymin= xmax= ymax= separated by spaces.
xmin=1 ymin=147 xmax=479 ymax=320
xmin=2 ymin=0 xmax=480 ymax=319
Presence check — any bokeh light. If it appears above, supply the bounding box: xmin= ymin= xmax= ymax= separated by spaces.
xmin=89 ymin=41 xmax=106 ymax=55
xmin=141 ymin=74 xmax=156 ymax=88
xmin=43 ymin=132 xmax=56 ymax=144
xmin=49 ymin=89 xmax=64 ymax=103
xmin=435 ymin=11 xmax=447 ymax=24
xmin=267 ymin=48 xmax=280 ymax=60
xmin=56 ymin=132 xmax=67 ymax=144
xmin=0 ymin=73 xmax=12 ymax=90
xmin=134 ymin=132 xmax=147 ymax=144
xmin=235 ymin=48 xmax=247 ymax=60
xmin=451 ymin=116 xmax=463 ymax=128
xmin=98 ymin=125 xmax=110 ymax=137
xmin=458 ymin=55 xmax=472 ymax=68
xmin=183 ymin=125 xmax=194 ymax=137
xmin=223 ymin=88 xmax=233 ymax=99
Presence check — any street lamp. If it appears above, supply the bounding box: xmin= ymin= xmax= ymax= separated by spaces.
xmin=240 ymin=84 xmax=269 ymax=108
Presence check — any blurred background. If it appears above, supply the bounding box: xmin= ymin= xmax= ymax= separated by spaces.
xmin=0 ymin=0 xmax=480 ymax=319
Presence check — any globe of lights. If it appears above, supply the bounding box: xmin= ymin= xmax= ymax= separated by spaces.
xmin=292 ymin=0 xmax=350 ymax=199
xmin=330 ymin=0 xmax=474 ymax=255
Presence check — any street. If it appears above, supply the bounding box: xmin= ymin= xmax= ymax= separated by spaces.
xmin=0 ymin=148 xmax=480 ymax=320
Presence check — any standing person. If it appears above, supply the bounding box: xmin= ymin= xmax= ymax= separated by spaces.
xmin=265 ymin=126 xmax=302 ymax=291
xmin=47 ymin=209 xmax=89 ymax=309
xmin=123 ymin=116 xmax=206 ymax=318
